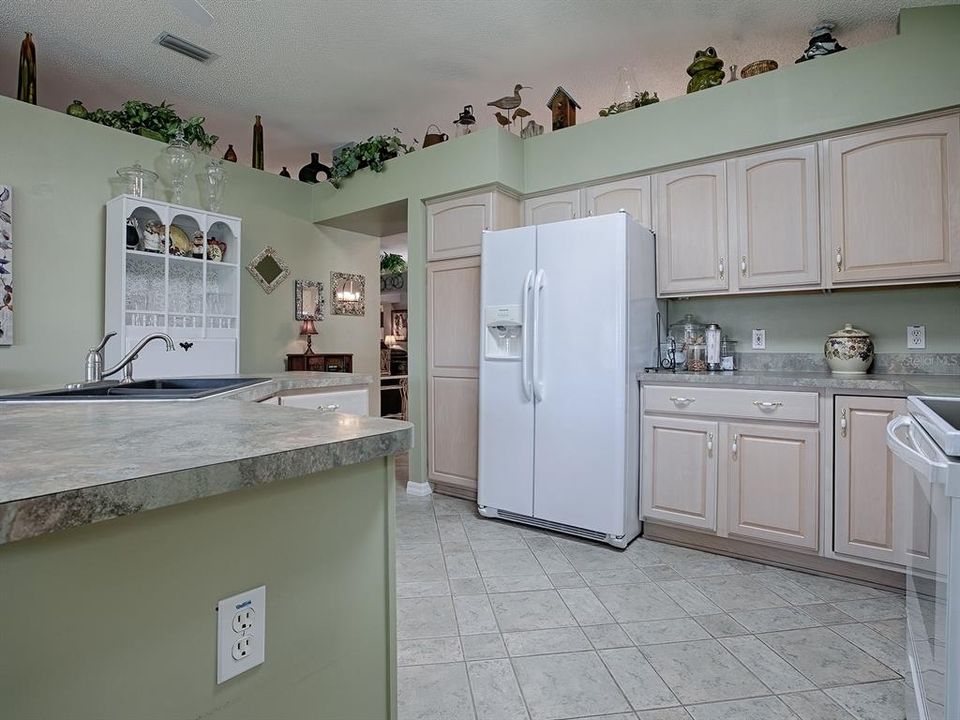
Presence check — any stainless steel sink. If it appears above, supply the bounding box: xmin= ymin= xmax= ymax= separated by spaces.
xmin=0 ymin=377 xmax=272 ymax=402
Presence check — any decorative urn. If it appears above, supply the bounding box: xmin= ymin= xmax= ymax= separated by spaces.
xmin=824 ymin=323 xmax=874 ymax=374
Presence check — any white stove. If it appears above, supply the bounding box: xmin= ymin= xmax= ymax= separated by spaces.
xmin=887 ymin=396 xmax=960 ymax=720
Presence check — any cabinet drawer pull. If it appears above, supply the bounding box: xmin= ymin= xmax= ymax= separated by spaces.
xmin=740 ymin=256 xmax=747 ymax=276
xmin=718 ymin=257 xmax=725 ymax=280
xmin=319 ymin=403 xmax=341 ymax=412
xmin=732 ymin=433 xmax=739 ymax=459
xmin=835 ymin=247 xmax=843 ymax=271
xmin=669 ymin=396 xmax=696 ymax=406
xmin=840 ymin=408 xmax=847 ymax=437
xmin=753 ymin=401 xmax=783 ymax=410
xmin=707 ymin=432 xmax=714 ymax=455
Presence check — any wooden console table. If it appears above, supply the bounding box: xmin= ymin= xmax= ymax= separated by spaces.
xmin=286 ymin=353 xmax=354 ymax=373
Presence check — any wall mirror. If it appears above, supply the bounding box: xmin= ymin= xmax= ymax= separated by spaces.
xmin=331 ymin=271 xmax=365 ymax=316
xmin=295 ymin=279 xmax=326 ymax=321
xmin=246 ymin=246 xmax=290 ymax=294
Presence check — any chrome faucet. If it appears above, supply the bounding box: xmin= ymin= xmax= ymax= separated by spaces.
xmin=80 ymin=331 xmax=175 ymax=385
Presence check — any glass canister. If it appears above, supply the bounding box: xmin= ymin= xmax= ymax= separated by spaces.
xmin=687 ymin=343 xmax=708 ymax=372
xmin=705 ymin=323 xmax=722 ymax=371
xmin=667 ymin=314 xmax=705 ymax=369
xmin=116 ymin=162 xmax=158 ymax=198
xmin=720 ymin=337 xmax=738 ymax=371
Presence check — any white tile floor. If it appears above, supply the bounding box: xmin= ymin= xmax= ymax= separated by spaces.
xmin=395 ymin=487 xmax=908 ymax=720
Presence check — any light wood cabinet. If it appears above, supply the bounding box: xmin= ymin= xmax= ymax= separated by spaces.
xmin=584 ymin=176 xmax=652 ymax=228
xmin=641 ymin=416 xmax=719 ymax=531
xmin=523 ymin=189 xmax=581 ymax=226
xmin=825 ymin=115 xmax=960 ymax=284
xmin=426 ymin=191 xmax=520 ymax=261
xmin=732 ymin=144 xmax=821 ymax=290
xmin=426 ymin=256 xmax=482 ymax=495
xmin=833 ymin=396 xmax=940 ymax=571
xmin=655 ymin=161 xmax=729 ymax=295
xmin=724 ymin=422 xmax=819 ymax=550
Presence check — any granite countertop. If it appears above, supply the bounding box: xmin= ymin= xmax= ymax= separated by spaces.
xmin=0 ymin=372 xmax=412 ymax=545
xmin=638 ymin=369 xmax=960 ymax=396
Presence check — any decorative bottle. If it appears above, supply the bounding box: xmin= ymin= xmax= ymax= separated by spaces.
xmin=252 ymin=115 xmax=264 ymax=170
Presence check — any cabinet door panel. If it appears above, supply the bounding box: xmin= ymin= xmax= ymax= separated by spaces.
xmin=726 ymin=422 xmax=818 ymax=550
xmin=427 ymin=193 xmax=492 ymax=260
xmin=834 ymin=397 xmax=903 ymax=564
xmin=429 ymin=376 xmax=479 ymax=490
xmin=734 ymin=145 xmax=820 ymax=289
xmin=826 ymin=116 xmax=960 ymax=283
xmin=642 ymin=416 xmax=718 ymax=531
xmin=656 ymin=162 xmax=728 ymax=295
xmin=523 ymin=189 xmax=581 ymax=226
xmin=585 ymin=176 xmax=652 ymax=227
xmin=427 ymin=258 xmax=481 ymax=374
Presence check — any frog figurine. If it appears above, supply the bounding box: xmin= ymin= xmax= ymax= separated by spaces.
xmin=686 ymin=47 xmax=725 ymax=93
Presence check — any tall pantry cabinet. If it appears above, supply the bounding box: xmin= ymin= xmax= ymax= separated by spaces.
xmin=425 ymin=191 xmax=520 ymax=497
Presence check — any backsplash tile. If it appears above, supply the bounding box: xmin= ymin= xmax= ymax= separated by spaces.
xmin=736 ymin=352 xmax=959 ymax=375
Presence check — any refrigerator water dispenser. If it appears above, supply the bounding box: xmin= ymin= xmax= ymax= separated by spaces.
xmin=484 ymin=304 xmax=522 ymax=359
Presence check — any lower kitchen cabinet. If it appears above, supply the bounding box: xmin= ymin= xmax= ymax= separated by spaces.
xmin=724 ymin=422 xmax=819 ymax=550
xmin=641 ymin=416 xmax=719 ymax=531
xmin=278 ymin=388 xmax=369 ymax=415
xmin=834 ymin=396 xmax=942 ymax=571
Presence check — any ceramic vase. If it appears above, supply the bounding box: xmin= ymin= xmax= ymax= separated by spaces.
xmin=223 ymin=144 xmax=237 ymax=163
xmin=298 ymin=152 xmax=331 ymax=183
xmin=824 ymin=323 xmax=874 ymax=374
xmin=17 ymin=32 xmax=37 ymax=105
xmin=252 ymin=116 xmax=264 ymax=170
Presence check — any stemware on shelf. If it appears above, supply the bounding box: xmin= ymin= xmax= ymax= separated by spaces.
xmin=163 ymin=131 xmax=196 ymax=204
xmin=202 ymin=159 xmax=228 ymax=212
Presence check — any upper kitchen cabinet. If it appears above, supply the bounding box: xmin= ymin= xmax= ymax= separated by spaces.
xmin=655 ymin=161 xmax=729 ymax=295
xmin=426 ymin=190 xmax=520 ymax=261
xmin=824 ymin=115 xmax=960 ymax=284
xmin=584 ymin=176 xmax=652 ymax=228
xmin=731 ymin=144 xmax=821 ymax=290
xmin=523 ymin=189 xmax=582 ymax=226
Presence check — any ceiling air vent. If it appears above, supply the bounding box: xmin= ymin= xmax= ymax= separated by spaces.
xmin=155 ymin=33 xmax=216 ymax=63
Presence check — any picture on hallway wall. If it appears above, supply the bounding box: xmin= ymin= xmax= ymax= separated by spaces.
xmin=391 ymin=309 xmax=407 ymax=341
xmin=0 ymin=185 xmax=12 ymax=346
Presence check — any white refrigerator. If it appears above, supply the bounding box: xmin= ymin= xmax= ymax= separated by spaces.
xmin=477 ymin=213 xmax=658 ymax=548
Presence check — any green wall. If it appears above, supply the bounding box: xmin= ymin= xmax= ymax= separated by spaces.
xmin=0 ymin=458 xmax=397 ymax=720
xmin=0 ymin=96 xmax=380 ymax=388
xmin=310 ymin=6 xmax=960 ymax=487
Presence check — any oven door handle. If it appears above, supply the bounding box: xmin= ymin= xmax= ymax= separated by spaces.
xmin=886 ymin=415 xmax=949 ymax=485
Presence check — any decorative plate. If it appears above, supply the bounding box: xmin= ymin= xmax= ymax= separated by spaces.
xmin=169 ymin=224 xmax=191 ymax=256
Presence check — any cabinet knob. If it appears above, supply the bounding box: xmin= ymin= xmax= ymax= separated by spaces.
xmin=319 ymin=404 xmax=341 ymax=412
xmin=669 ymin=396 xmax=695 ymax=406
xmin=740 ymin=256 xmax=747 ymax=276
xmin=753 ymin=400 xmax=783 ymax=411
xmin=840 ymin=408 xmax=847 ymax=437
xmin=718 ymin=257 xmax=725 ymax=280
xmin=835 ymin=247 xmax=843 ymax=271
xmin=707 ymin=432 xmax=714 ymax=455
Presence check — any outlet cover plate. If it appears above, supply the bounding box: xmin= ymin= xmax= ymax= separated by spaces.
xmin=217 ymin=585 xmax=265 ymax=684
xmin=907 ymin=325 xmax=926 ymax=349
xmin=752 ymin=329 xmax=766 ymax=350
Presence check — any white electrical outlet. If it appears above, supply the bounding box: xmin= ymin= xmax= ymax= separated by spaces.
xmin=217 ymin=586 xmax=265 ymax=684
xmin=907 ymin=325 xmax=926 ymax=349
xmin=752 ymin=329 xmax=766 ymax=350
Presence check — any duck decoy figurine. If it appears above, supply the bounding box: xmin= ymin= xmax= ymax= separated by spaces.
xmin=494 ymin=112 xmax=512 ymax=129
xmin=488 ymin=84 xmax=530 ymax=112
xmin=512 ymin=107 xmax=531 ymax=121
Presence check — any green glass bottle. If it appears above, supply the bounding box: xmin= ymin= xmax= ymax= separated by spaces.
xmin=17 ymin=32 xmax=37 ymax=105
xmin=252 ymin=115 xmax=264 ymax=170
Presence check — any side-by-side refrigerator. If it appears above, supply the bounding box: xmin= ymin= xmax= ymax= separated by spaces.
xmin=478 ymin=213 xmax=658 ymax=548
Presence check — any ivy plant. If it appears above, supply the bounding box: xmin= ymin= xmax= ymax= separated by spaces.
xmin=71 ymin=99 xmax=219 ymax=151
xmin=380 ymin=252 xmax=407 ymax=275
xmin=329 ymin=129 xmax=415 ymax=188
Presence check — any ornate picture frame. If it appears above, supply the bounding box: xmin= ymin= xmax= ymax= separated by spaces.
xmin=391 ymin=309 xmax=408 ymax=341
xmin=0 ymin=185 xmax=12 ymax=346
xmin=295 ymin=279 xmax=326 ymax=321
xmin=331 ymin=271 xmax=365 ymax=316
xmin=246 ymin=245 xmax=290 ymax=294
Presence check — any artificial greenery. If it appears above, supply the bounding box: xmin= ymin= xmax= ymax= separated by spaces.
xmin=380 ymin=252 xmax=407 ymax=275
xmin=329 ymin=129 xmax=414 ymax=188
xmin=598 ymin=91 xmax=660 ymax=117
xmin=68 ymin=99 xmax=219 ymax=151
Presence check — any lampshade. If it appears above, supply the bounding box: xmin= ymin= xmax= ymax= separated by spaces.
xmin=299 ymin=319 xmax=318 ymax=336
xmin=384 ymin=335 xmax=397 ymax=347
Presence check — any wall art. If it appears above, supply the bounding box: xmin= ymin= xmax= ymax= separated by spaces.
xmin=295 ymin=279 xmax=326 ymax=321
xmin=246 ymin=245 xmax=290 ymax=294
xmin=0 ymin=186 xmax=11 ymax=345
xmin=391 ymin=309 xmax=408 ymax=341
xmin=331 ymin=271 xmax=365 ymax=316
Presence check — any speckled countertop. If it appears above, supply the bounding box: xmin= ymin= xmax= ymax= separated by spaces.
xmin=638 ymin=370 xmax=960 ymax=396
xmin=0 ymin=373 xmax=412 ymax=545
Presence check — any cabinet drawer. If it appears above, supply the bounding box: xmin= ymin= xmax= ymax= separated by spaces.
xmin=279 ymin=388 xmax=369 ymax=415
xmin=643 ymin=385 xmax=818 ymax=423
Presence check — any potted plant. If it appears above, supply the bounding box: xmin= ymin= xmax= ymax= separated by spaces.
xmin=69 ymin=99 xmax=219 ymax=151
xmin=380 ymin=252 xmax=407 ymax=275
xmin=329 ymin=129 xmax=414 ymax=188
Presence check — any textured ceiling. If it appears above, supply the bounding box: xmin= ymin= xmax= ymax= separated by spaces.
xmin=1 ymin=0 xmax=954 ymax=174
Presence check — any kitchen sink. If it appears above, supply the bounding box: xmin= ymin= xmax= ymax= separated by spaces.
xmin=0 ymin=377 xmax=272 ymax=402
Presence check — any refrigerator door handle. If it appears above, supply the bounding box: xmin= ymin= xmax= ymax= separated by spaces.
xmin=532 ymin=269 xmax=546 ymax=401
xmin=521 ymin=270 xmax=534 ymax=401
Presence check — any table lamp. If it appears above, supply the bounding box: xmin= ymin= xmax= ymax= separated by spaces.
xmin=299 ymin=319 xmax=318 ymax=354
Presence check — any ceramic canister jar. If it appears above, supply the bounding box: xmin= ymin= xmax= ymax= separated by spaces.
xmin=824 ymin=323 xmax=875 ymax=374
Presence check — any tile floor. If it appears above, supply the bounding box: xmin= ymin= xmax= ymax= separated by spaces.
xmin=395 ymin=488 xmax=908 ymax=720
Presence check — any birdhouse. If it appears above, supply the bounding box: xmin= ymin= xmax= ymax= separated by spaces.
xmin=546 ymin=87 xmax=580 ymax=131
